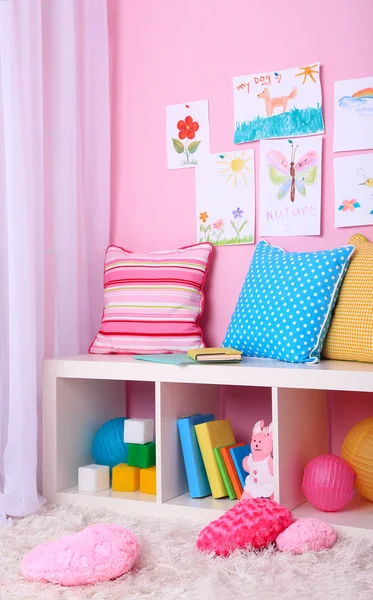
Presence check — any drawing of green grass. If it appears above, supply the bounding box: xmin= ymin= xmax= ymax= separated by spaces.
xmin=199 ymin=234 xmax=254 ymax=245
xmin=234 ymin=105 xmax=324 ymax=143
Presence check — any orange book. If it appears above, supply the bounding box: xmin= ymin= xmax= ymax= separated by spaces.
xmin=220 ymin=443 xmax=244 ymax=499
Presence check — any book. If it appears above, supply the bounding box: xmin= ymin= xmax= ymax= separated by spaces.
xmin=187 ymin=348 xmax=242 ymax=363
xmin=135 ymin=354 xmax=194 ymax=365
xmin=230 ymin=444 xmax=251 ymax=489
xmin=177 ymin=413 xmax=215 ymax=498
xmin=194 ymin=420 xmax=236 ymax=498
xmin=220 ymin=443 xmax=245 ymax=499
xmin=214 ymin=446 xmax=237 ymax=500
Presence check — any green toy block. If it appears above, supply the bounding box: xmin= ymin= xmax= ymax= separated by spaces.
xmin=127 ymin=442 xmax=156 ymax=468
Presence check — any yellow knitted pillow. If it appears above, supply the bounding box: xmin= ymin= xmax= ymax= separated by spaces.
xmin=323 ymin=234 xmax=373 ymax=362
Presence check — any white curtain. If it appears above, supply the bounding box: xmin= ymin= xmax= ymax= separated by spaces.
xmin=0 ymin=0 xmax=111 ymax=516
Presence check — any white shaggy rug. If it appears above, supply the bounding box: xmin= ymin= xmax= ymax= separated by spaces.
xmin=1 ymin=504 xmax=373 ymax=600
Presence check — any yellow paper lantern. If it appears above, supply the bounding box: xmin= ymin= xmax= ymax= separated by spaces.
xmin=341 ymin=417 xmax=373 ymax=502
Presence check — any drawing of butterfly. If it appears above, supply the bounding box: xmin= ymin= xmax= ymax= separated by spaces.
xmin=267 ymin=141 xmax=318 ymax=203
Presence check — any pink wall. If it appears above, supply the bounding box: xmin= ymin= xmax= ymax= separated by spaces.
xmin=107 ymin=0 xmax=373 ymax=447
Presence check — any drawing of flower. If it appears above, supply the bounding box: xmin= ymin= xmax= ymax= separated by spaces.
xmin=233 ymin=207 xmax=244 ymax=219
xmin=199 ymin=212 xmax=211 ymax=242
xmin=177 ymin=116 xmax=199 ymax=140
xmin=231 ymin=207 xmax=248 ymax=243
xmin=338 ymin=199 xmax=361 ymax=212
xmin=213 ymin=219 xmax=224 ymax=230
xmin=212 ymin=219 xmax=224 ymax=242
xmin=172 ymin=115 xmax=201 ymax=166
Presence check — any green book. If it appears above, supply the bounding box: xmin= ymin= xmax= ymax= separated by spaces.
xmin=135 ymin=354 xmax=194 ymax=365
xmin=213 ymin=446 xmax=237 ymax=500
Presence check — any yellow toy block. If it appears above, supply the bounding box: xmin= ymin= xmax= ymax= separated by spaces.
xmin=140 ymin=466 xmax=156 ymax=495
xmin=112 ymin=463 xmax=140 ymax=492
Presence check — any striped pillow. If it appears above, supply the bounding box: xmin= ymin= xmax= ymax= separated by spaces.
xmin=89 ymin=243 xmax=213 ymax=355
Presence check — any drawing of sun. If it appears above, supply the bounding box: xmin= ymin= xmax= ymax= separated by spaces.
xmin=295 ymin=64 xmax=319 ymax=84
xmin=216 ymin=152 xmax=252 ymax=187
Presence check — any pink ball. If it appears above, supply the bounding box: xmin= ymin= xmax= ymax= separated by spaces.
xmin=302 ymin=454 xmax=355 ymax=512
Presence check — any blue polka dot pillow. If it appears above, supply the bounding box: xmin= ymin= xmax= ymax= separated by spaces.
xmin=222 ymin=240 xmax=354 ymax=363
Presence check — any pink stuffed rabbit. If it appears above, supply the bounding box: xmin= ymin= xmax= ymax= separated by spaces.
xmin=241 ymin=420 xmax=274 ymax=501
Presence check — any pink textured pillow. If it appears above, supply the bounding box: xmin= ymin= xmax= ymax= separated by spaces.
xmin=276 ymin=518 xmax=336 ymax=554
xmin=21 ymin=523 xmax=139 ymax=586
xmin=197 ymin=498 xmax=294 ymax=556
xmin=90 ymin=243 xmax=213 ymax=354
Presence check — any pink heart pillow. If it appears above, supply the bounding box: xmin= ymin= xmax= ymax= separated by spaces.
xmin=21 ymin=523 xmax=139 ymax=586
xmin=197 ymin=498 xmax=294 ymax=556
xmin=276 ymin=518 xmax=337 ymax=554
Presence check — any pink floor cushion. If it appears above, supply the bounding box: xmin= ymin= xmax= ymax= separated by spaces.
xmin=197 ymin=498 xmax=294 ymax=557
xmin=21 ymin=523 xmax=139 ymax=586
xmin=276 ymin=518 xmax=337 ymax=554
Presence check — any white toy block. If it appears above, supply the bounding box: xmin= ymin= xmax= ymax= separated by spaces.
xmin=124 ymin=418 xmax=154 ymax=444
xmin=78 ymin=464 xmax=110 ymax=492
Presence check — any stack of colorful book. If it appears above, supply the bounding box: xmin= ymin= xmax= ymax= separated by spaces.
xmin=177 ymin=414 xmax=250 ymax=500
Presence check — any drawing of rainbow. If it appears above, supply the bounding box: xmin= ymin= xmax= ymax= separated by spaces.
xmin=352 ymin=88 xmax=373 ymax=100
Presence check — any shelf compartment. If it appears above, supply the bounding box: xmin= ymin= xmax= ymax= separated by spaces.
xmin=293 ymin=495 xmax=373 ymax=540
xmin=157 ymin=382 xmax=272 ymax=505
xmin=156 ymin=382 xmax=220 ymax=504
xmin=56 ymin=485 xmax=159 ymax=517
xmin=43 ymin=377 xmax=127 ymax=500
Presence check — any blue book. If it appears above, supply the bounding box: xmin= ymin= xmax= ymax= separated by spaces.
xmin=177 ymin=413 xmax=215 ymax=498
xmin=135 ymin=354 xmax=194 ymax=365
xmin=230 ymin=444 xmax=251 ymax=488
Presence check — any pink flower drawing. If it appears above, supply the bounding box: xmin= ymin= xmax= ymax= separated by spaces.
xmin=212 ymin=218 xmax=224 ymax=243
xmin=339 ymin=199 xmax=361 ymax=212
xmin=213 ymin=219 xmax=224 ymax=230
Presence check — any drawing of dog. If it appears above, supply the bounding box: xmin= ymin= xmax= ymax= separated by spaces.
xmin=258 ymin=87 xmax=297 ymax=116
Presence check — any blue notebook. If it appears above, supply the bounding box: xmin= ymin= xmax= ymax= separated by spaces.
xmin=230 ymin=444 xmax=251 ymax=488
xmin=177 ymin=413 xmax=215 ymax=498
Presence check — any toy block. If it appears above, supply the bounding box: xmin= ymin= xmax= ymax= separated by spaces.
xmin=124 ymin=418 xmax=154 ymax=444
xmin=78 ymin=464 xmax=109 ymax=493
xmin=140 ymin=466 xmax=156 ymax=495
xmin=112 ymin=463 xmax=140 ymax=492
xmin=127 ymin=442 xmax=156 ymax=468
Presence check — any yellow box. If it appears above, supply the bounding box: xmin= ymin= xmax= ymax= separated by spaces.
xmin=112 ymin=463 xmax=140 ymax=492
xmin=140 ymin=466 xmax=156 ymax=495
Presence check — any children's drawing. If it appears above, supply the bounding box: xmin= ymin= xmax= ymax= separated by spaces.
xmin=241 ymin=421 xmax=274 ymax=501
xmin=259 ymin=136 xmax=322 ymax=237
xmin=295 ymin=64 xmax=320 ymax=84
xmin=231 ymin=207 xmax=248 ymax=239
xmin=212 ymin=218 xmax=224 ymax=242
xmin=216 ymin=152 xmax=253 ymax=187
xmin=199 ymin=211 xmax=211 ymax=241
xmin=166 ymin=100 xmax=210 ymax=169
xmin=267 ymin=141 xmax=318 ymax=203
xmin=258 ymin=86 xmax=298 ymax=116
xmin=338 ymin=199 xmax=361 ymax=213
xmin=357 ymin=168 xmax=373 ymax=190
xmin=233 ymin=63 xmax=324 ymax=143
xmin=335 ymin=154 xmax=373 ymax=227
xmin=334 ymin=77 xmax=373 ymax=152
xmin=195 ymin=151 xmax=255 ymax=246
xmin=338 ymin=88 xmax=373 ymax=117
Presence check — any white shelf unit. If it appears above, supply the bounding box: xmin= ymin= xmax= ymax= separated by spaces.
xmin=43 ymin=355 xmax=373 ymax=539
